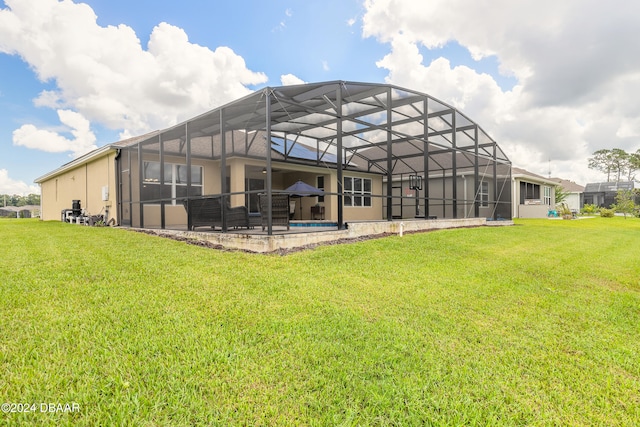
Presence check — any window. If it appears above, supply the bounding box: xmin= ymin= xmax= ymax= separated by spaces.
xmin=316 ymin=176 xmax=325 ymax=203
xmin=519 ymin=182 xmax=540 ymax=204
xmin=246 ymin=178 xmax=265 ymax=213
xmin=142 ymin=161 xmax=202 ymax=204
xmin=543 ymin=186 xmax=552 ymax=205
xmin=480 ymin=181 xmax=489 ymax=207
xmin=344 ymin=176 xmax=372 ymax=207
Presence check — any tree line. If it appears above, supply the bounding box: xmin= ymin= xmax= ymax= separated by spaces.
xmin=588 ymin=148 xmax=640 ymax=182
xmin=1 ymin=193 xmax=41 ymax=207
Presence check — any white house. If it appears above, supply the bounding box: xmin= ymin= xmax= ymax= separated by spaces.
xmin=549 ymin=177 xmax=584 ymax=212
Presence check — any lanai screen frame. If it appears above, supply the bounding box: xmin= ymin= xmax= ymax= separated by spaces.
xmin=116 ymin=81 xmax=512 ymax=234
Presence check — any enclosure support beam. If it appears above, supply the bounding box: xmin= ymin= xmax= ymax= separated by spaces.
xmin=137 ymin=140 xmax=144 ymax=228
xmin=186 ymin=123 xmax=192 ymax=231
xmin=474 ymin=125 xmax=480 ymax=218
xmin=386 ymin=87 xmax=393 ymax=221
xmin=452 ymin=112 xmax=458 ymax=219
xmin=127 ymin=148 xmax=132 ymax=227
xmin=220 ymin=110 xmax=227 ymax=232
xmin=265 ymin=91 xmax=273 ymax=235
xmin=336 ymin=86 xmax=345 ymax=230
xmin=493 ymin=143 xmax=498 ymax=221
xmin=160 ymin=133 xmax=166 ymax=230
xmin=423 ymin=97 xmax=430 ymax=218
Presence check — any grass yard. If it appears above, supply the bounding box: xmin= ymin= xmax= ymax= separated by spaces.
xmin=0 ymin=217 xmax=639 ymax=426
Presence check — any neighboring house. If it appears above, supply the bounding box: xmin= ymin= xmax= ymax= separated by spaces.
xmin=549 ymin=177 xmax=584 ymax=212
xmin=35 ymin=81 xmax=513 ymax=233
xmin=511 ymin=167 xmax=558 ymax=218
xmin=0 ymin=205 xmax=41 ymax=218
xmin=583 ymin=181 xmax=637 ymax=208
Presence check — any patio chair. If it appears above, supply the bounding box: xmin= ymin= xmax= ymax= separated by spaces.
xmin=183 ymin=197 xmax=250 ymax=231
xmin=259 ymin=193 xmax=290 ymax=231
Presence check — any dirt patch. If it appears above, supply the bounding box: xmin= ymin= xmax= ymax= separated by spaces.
xmin=131 ymin=228 xmax=423 ymax=255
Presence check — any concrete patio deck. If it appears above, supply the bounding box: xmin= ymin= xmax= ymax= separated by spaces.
xmin=139 ymin=217 xmax=514 ymax=253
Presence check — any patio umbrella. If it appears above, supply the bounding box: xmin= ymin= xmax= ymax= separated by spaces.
xmin=284 ymin=180 xmax=324 ymax=219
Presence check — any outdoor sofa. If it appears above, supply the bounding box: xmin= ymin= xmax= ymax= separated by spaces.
xmin=182 ymin=197 xmax=250 ymax=230
xmin=259 ymin=193 xmax=290 ymax=231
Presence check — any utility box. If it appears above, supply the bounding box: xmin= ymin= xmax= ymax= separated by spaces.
xmin=101 ymin=186 xmax=109 ymax=201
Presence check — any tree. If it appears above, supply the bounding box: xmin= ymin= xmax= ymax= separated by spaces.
xmin=554 ymin=185 xmax=570 ymax=205
xmin=610 ymin=148 xmax=630 ymax=182
xmin=588 ymin=149 xmax=615 ymax=181
xmin=588 ymin=148 xmax=637 ymax=182
xmin=0 ymin=193 xmax=40 ymax=207
xmin=24 ymin=193 xmax=41 ymax=206
xmin=612 ymin=189 xmax=636 ymax=219
xmin=628 ymin=149 xmax=640 ymax=181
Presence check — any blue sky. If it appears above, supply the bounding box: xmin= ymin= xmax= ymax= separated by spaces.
xmin=1 ymin=0 xmax=639 ymax=195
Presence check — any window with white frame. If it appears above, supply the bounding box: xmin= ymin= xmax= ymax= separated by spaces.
xmin=142 ymin=161 xmax=202 ymax=204
xmin=543 ymin=186 xmax=552 ymax=205
xmin=480 ymin=181 xmax=489 ymax=207
xmin=343 ymin=176 xmax=372 ymax=207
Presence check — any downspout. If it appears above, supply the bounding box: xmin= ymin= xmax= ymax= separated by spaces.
xmin=114 ymin=148 xmax=121 ymax=226
xmin=85 ymin=163 xmax=88 ymax=215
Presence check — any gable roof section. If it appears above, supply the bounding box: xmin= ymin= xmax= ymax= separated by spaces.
xmin=34 ymin=131 xmax=160 ymax=183
xmin=512 ymin=167 xmax=558 ymax=186
xmin=549 ymin=177 xmax=584 ymax=193
xmin=0 ymin=205 xmax=40 ymax=212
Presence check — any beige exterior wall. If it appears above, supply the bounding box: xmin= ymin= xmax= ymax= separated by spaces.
xmin=518 ymin=204 xmax=550 ymax=218
xmin=243 ymin=163 xmax=384 ymax=222
xmin=512 ymin=177 xmax=556 ymax=218
xmin=139 ymin=154 xmax=222 ymax=228
xmin=38 ymin=150 xmax=118 ymax=223
xmin=341 ymin=171 xmax=383 ymax=222
xmin=40 ymin=151 xmax=387 ymax=226
xmin=269 ymin=168 xmax=383 ymax=221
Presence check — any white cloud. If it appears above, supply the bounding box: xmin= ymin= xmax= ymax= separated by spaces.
xmin=280 ymin=74 xmax=306 ymax=86
xmin=12 ymin=109 xmax=97 ymax=158
xmin=0 ymin=0 xmax=268 ymax=147
xmin=362 ymin=0 xmax=640 ymax=184
xmin=0 ymin=169 xmax=40 ymax=196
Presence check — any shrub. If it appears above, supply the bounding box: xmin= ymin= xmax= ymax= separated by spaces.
xmin=600 ymin=208 xmax=615 ymax=217
xmin=581 ymin=204 xmax=599 ymax=214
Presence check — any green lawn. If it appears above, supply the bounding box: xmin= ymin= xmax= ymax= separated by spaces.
xmin=1 ymin=217 xmax=639 ymax=426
